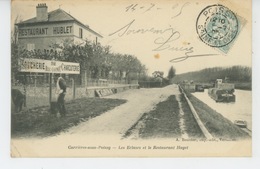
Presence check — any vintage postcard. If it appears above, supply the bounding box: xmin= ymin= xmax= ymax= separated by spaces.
xmin=11 ymin=0 xmax=252 ymax=157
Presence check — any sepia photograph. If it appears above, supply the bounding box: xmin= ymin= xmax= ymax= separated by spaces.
xmin=10 ymin=0 xmax=252 ymax=157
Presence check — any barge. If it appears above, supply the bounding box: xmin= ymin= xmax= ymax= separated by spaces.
xmin=208 ymin=79 xmax=235 ymax=102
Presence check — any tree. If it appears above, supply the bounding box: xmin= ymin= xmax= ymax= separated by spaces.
xmin=12 ymin=22 xmax=147 ymax=85
xmin=167 ymin=66 xmax=176 ymax=79
xmin=173 ymin=66 xmax=252 ymax=83
xmin=152 ymin=71 xmax=164 ymax=78
xmin=11 ymin=15 xmax=23 ymax=84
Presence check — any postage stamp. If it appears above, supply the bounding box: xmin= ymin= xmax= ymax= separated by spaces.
xmin=196 ymin=4 xmax=239 ymax=53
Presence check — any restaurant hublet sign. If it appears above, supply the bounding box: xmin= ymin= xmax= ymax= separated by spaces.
xmin=19 ymin=58 xmax=80 ymax=74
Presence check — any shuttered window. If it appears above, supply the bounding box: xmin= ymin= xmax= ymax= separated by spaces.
xmin=79 ymin=28 xmax=83 ymax=39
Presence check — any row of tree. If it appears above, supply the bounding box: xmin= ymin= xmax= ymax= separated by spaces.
xmin=173 ymin=66 xmax=251 ymax=83
xmin=11 ymin=16 xmax=175 ymax=86
xmin=11 ymin=38 xmax=147 ymax=84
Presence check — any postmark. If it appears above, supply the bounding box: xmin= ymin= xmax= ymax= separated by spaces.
xmin=196 ymin=4 xmax=238 ymax=48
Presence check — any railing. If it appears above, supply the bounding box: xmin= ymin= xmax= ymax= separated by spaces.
xmin=12 ymin=78 xmax=138 ymax=88
xmin=87 ymin=78 xmax=108 ymax=87
xmin=138 ymin=81 xmax=165 ymax=88
xmin=86 ymin=78 xmax=138 ymax=87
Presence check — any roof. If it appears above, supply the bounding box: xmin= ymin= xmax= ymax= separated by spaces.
xmin=16 ymin=8 xmax=103 ymax=38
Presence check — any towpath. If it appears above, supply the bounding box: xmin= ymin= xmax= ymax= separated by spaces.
xmin=66 ymin=84 xmax=180 ymax=138
xmin=11 ymin=85 xmax=180 ymax=157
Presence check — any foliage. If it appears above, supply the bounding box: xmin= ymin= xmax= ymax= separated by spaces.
xmin=167 ymin=66 xmax=176 ymax=79
xmin=152 ymin=71 xmax=164 ymax=78
xmin=11 ymin=38 xmax=147 ymax=83
xmin=173 ymin=66 xmax=251 ymax=83
xmin=11 ymin=16 xmax=23 ymax=83
xmin=12 ymin=97 xmax=126 ymax=137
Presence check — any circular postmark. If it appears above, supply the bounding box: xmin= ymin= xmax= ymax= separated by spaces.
xmin=196 ymin=4 xmax=238 ymax=47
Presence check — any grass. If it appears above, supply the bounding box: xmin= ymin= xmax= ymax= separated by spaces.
xmin=125 ymin=94 xmax=206 ymax=139
xmin=138 ymin=95 xmax=181 ymax=138
xmin=180 ymin=94 xmax=205 ymax=138
xmin=11 ymin=97 xmax=126 ymax=138
xmin=234 ymin=82 xmax=251 ymax=90
xmin=186 ymin=92 xmax=250 ymax=139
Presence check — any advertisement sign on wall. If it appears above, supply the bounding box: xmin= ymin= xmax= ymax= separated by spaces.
xmin=19 ymin=58 xmax=80 ymax=74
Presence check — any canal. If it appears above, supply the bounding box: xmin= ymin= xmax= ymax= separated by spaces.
xmin=192 ymin=89 xmax=252 ymax=130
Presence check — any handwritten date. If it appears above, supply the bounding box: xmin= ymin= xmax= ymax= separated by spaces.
xmin=125 ymin=3 xmax=159 ymax=13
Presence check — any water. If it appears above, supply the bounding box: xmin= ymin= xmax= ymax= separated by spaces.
xmin=192 ymin=89 xmax=252 ymax=130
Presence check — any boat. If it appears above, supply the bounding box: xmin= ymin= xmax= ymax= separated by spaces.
xmin=234 ymin=120 xmax=247 ymax=128
xmin=195 ymin=84 xmax=204 ymax=92
xmin=208 ymin=79 xmax=235 ymax=102
xmin=181 ymin=80 xmax=196 ymax=93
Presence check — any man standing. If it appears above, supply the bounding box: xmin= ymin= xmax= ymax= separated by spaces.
xmin=11 ymin=89 xmax=26 ymax=113
xmin=56 ymin=76 xmax=67 ymax=117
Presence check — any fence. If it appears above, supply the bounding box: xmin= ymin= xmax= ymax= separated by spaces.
xmin=14 ymin=72 xmax=139 ymax=87
xmin=86 ymin=78 xmax=138 ymax=87
xmin=11 ymin=83 xmax=86 ymax=110
xmin=138 ymin=81 xmax=169 ymax=88
xmin=11 ymin=68 xmax=139 ymax=111
xmin=14 ymin=73 xmax=77 ymax=88
xmin=86 ymin=78 xmax=109 ymax=87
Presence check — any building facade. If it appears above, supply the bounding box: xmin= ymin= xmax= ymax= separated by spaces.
xmin=16 ymin=3 xmax=102 ymax=51
xmin=15 ymin=3 xmax=103 ymax=86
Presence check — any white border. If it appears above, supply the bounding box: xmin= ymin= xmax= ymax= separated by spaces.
xmin=1 ymin=0 xmax=260 ymax=168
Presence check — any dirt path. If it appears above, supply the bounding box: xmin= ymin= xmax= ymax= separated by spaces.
xmin=66 ymin=84 xmax=180 ymax=138
xmin=11 ymin=85 xmax=180 ymax=157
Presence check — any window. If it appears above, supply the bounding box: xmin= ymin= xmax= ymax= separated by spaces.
xmin=27 ymin=44 xmax=35 ymax=51
xmin=79 ymin=28 xmax=83 ymax=39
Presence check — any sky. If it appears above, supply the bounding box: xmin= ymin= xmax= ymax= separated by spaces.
xmin=11 ymin=0 xmax=252 ymax=75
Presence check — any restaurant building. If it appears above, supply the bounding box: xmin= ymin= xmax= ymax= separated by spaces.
xmin=16 ymin=3 xmax=103 ymax=51
xmin=15 ymin=3 xmax=103 ymax=86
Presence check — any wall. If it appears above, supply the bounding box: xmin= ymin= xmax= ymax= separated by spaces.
xmin=18 ymin=22 xmax=74 ymax=38
xmin=86 ymin=84 xmax=139 ymax=97
xmin=18 ymin=22 xmax=74 ymax=50
xmin=18 ymin=21 xmax=99 ymax=50
xmin=12 ymin=84 xmax=139 ymax=108
xmin=13 ymin=85 xmax=86 ymax=101
xmin=18 ymin=36 xmax=74 ymax=50
xmin=73 ymin=23 xmax=97 ymax=44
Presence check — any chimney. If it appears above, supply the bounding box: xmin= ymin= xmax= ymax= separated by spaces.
xmin=36 ymin=3 xmax=48 ymax=21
